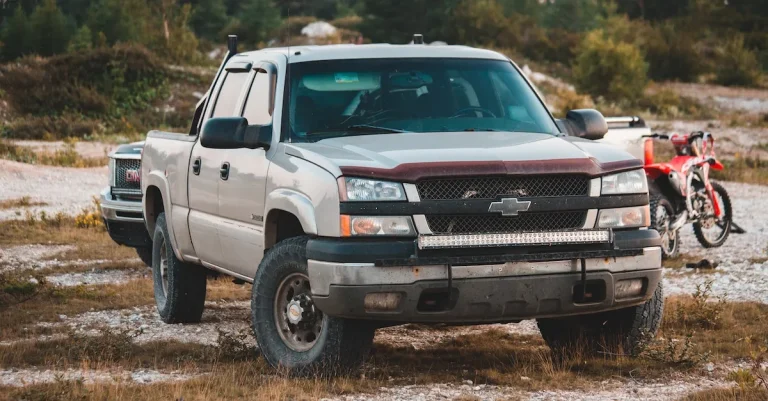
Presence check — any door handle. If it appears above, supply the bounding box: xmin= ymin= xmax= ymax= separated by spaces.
xmin=192 ymin=157 xmax=201 ymax=175
xmin=220 ymin=162 xmax=230 ymax=181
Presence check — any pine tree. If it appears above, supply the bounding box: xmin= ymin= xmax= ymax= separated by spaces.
xmin=28 ymin=0 xmax=73 ymax=56
xmin=234 ymin=0 xmax=281 ymax=45
xmin=190 ymin=0 xmax=230 ymax=41
xmin=0 ymin=6 xmax=31 ymax=60
xmin=68 ymin=24 xmax=93 ymax=52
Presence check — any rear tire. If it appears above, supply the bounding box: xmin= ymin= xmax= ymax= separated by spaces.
xmin=650 ymin=195 xmax=680 ymax=260
xmin=152 ymin=212 xmax=207 ymax=324
xmin=251 ymin=236 xmax=375 ymax=377
xmin=136 ymin=247 xmax=152 ymax=267
xmin=538 ymin=282 xmax=664 ymax=356
xmin=693 ymin=181 xmax=731 ymax=248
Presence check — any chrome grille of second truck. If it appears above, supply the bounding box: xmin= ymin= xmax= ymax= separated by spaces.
xmin=114 ymin=159 xmax=141 ymax=193
xmin=416 ymin=175 xmax=589 ymax=200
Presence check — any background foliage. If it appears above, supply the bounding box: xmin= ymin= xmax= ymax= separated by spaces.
xmin=0 ymin=0 xmax=765 ymax=137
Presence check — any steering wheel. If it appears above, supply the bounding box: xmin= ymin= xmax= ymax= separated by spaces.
xmin=450 ymin=107 xmax=497 ymax=118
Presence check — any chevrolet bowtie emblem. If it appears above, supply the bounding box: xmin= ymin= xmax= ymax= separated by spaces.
xmin=488 ymin=198 xmax=531 ymax=216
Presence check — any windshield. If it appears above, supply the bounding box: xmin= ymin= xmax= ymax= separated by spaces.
xmin=285 ymin=58 xmax=558 ymax=142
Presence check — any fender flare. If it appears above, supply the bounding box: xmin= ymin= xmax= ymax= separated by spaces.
xmin=264 ymin=189 xmax=318 ymax=236
xmin=142 ymin=171 xmax=183 ymax=260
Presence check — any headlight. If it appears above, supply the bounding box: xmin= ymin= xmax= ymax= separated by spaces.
xmin=601 ymin=170 xmax=647 ymax=195
xmin=341 ymin=178 xmax=406 ymax=201
xmin=108 ymin=158 xmax=116 ymax=187
xmin=598 ymin=206 xmax=650 ymax=228
xmin=340 ymin=215 xmax=415 ymax=237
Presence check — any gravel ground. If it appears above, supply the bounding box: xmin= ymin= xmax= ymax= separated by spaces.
xmin=45 ymin=269 xmax=146 ymax=287
xmin=326 ymin=376 xmax=732 ymax=401
xmin=0 ymin=244 xmax=77 ymax=272
xmin=0 ymin=160 xmax=106 ymax=220
xmin=663 ymin=181 xmax=768 ymax=303
xmin=0 ymin=368 xmax=201 ymax=387
xmin=649 ymin=120 xmax=768 ymax=159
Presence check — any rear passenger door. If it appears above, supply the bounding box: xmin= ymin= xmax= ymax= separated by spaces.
xmin=187 ymin=63 xmax=250 ymax=268
xmin=216 ymin=62 xmax=277 ymax=279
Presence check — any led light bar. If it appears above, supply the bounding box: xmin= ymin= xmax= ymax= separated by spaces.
xmin=417 ymin=230 xmax=611 ymax=249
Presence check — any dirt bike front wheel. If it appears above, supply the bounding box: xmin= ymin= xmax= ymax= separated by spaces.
xmin=693 ymin=181 xmax=732 ymax=248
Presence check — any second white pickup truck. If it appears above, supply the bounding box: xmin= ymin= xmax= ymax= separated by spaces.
xmin=141 ymin=36 xmax=663 ymax=375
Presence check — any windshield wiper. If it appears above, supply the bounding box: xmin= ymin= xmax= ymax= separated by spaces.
xmin=308 ymin=125 xmax=409 ymax=135
xmin=463 ymin=128 xmax=497 ymax=131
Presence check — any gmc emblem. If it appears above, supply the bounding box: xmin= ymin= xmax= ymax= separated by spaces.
xmin=125 ymin=170 xmax=141 ymax=183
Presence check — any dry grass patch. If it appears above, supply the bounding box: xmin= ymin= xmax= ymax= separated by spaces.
xmin=661 ymin=296 xmax=768 ymax=361
xmin=0 ymin=139 xmax=106 ymax=167
xmin=682 ymin=387 xmax=768 ymax=401
xmin=0 ymin=197 xmax=47 ymax=210
xmin=0 ymin=216 xmax=137 ymax=262
xmin=0 ymin=362 xmax=376 ymax=401
xmin=711 ymin=156 xmax=768 ymax=186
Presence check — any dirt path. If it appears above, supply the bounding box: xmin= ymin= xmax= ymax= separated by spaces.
xmin=0 ymin=160 xmax=106 ymax=220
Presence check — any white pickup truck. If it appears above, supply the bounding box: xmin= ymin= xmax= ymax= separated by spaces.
xmin=141 ymin=36 xmax=663 ymax=375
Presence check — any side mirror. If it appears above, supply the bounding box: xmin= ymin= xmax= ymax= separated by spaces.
xmin=559 ymin=109 xmax=608 ymax=140
xmin=200 ymin=117 xmax=272 ymax=150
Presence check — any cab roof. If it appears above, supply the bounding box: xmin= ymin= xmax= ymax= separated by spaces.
xmin=236 ymin=43 xmax=510 ymax=64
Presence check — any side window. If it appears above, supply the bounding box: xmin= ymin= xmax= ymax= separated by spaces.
xmin=211 ymin=71 xmax=248 ymax=118
xmin=242 ymin=71 xmax=275 ymax=125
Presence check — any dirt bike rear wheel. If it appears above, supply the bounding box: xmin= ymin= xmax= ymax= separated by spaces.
xmin=650 ymin=194 xmax=680 ymax=259
xmin=693 ymin=181 xmax=732 ymax=248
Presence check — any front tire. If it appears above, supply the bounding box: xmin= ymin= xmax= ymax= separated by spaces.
xmin=152 ymin=212 xmax=207 ymax=324
xmin=251 ymin=236 xmax=375 ymax=376
xmin=538 ymin=282 xmax=664 ymax=356
xmin=693 ymin=181 xmax=732 ymax=248
xmin=650 ymin=195 xmax=680 ymax=259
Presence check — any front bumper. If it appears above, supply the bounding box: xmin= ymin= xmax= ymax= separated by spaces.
xmin=100 ymin=187 xmax=150 ymax=248
xmin=307 ymin=230 xmax=662 ymax=323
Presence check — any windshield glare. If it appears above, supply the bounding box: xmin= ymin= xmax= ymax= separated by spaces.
xmin=287 ymin=58 xmax=558 ymax=142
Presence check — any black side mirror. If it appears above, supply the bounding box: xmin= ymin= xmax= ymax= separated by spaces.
xmin=558 ymin=109 xmax=609 ymax=140
xmin=200 ymin=117 xmax=272 ymax=150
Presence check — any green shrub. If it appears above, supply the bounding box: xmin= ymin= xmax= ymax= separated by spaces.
xmin=0 ymin=45 xmax=168 ymax=118
xmin=573 ymin=30 xmax=648 ymax=103
xmin=715 ymin=35 xmax=762 ymax=87
xmin=643 ymin=22 xmax=704 ymax=82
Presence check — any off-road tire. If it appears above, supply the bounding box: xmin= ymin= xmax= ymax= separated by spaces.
xmin=251 ymin=236 xmax=375 ymax=377
xmin=136 ymin=247 xmax=152 ymax=267
xmin=152 ymin=212 xmax=207 ymax=324
xmin=693 ymin=181 xmax=732 ymax=248
xmin=650 ymin=195 xmax=680 ymax=259
xmin=537 ymin=282 xmax=664 ymax=356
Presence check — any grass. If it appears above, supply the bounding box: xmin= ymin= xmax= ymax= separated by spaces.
xmin=711 ymin=156 xmax=768 ymax=186
xmin=683 ymin=388 xmax=768 ymax=401
xmin=0 ymin=197 xmax=47 ymax=210
xmin=0 ymin=139 xmax=106 ymax=167
xmin=0 ymin=213 xmax=136 ymax=262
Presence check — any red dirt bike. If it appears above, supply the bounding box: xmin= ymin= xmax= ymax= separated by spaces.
xmin=642 ymin=131 xmax=739 ymax=259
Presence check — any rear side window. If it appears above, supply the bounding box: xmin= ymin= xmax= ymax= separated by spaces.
xmin=211 ymin=71 xmax=248 ymax=118
xmin=242 ymin=72 xmax=274 ymax=125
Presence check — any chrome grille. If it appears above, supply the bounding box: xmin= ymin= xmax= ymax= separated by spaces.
xmin=426 ymin=212 xmax=586 ymax=234
xmin=114 ymin=159 xmax=141 ymax=191
xmin=416 ymin=175 xmax=589 ymax=200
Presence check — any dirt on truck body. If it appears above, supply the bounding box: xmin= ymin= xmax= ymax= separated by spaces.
xmin=140 ymin=36 xmax=663 ymax=375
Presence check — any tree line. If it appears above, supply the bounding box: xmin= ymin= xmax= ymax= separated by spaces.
xmin=0 ymin=0 xmax=766 ymax=92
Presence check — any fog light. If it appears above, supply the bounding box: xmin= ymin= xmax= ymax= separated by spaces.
xmin=364 ymin=292 xmax=402 ymax=312
xmin=615 ymin=279 xmax=644 ymax=299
